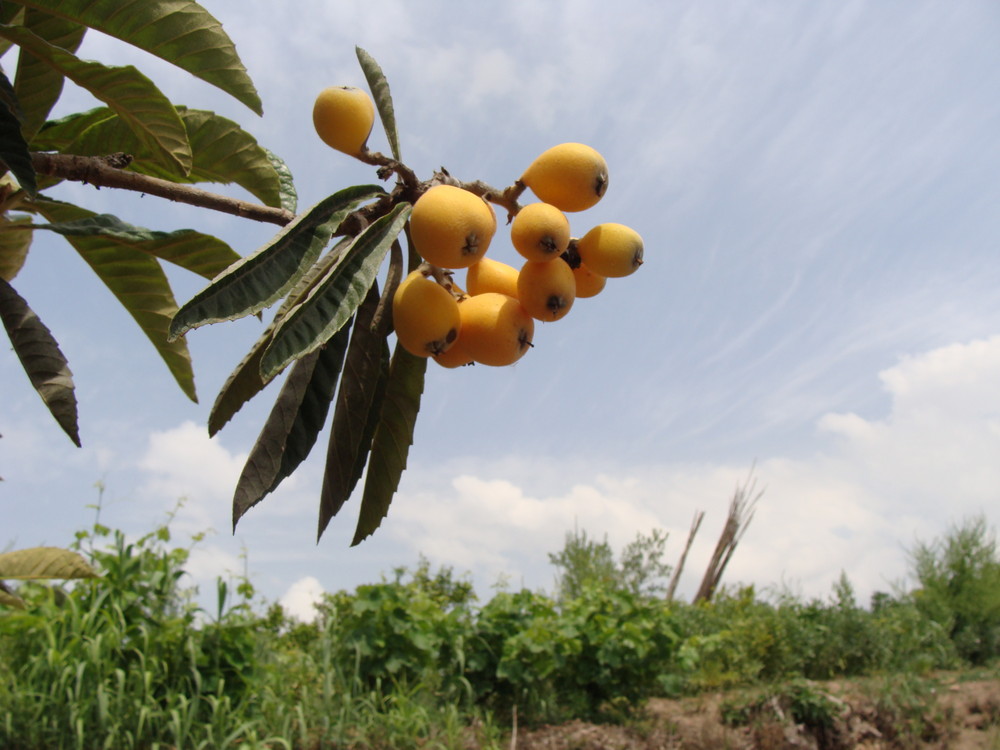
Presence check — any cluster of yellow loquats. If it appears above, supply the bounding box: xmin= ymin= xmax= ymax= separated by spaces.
xmin=313 ymin=85 xmax=644 ymax=370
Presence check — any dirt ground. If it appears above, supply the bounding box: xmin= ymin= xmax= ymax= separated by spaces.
xmin=510 ymin=672 xmax=1000 ymax=750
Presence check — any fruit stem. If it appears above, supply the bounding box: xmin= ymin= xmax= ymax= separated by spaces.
xmin=356 ymin=148 xmax=421 ymax=190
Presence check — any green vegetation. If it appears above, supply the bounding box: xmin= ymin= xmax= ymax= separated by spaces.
xmin=1 ymin=515 xmax=998 ymax=748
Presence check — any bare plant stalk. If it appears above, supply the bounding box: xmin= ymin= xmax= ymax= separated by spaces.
xmin=30 ymin=152 xmax=296 ymax=226
xmin=693 ymin=464 xmax=763 ymax=604
xmin=666 ymin=509 xmax=704 ymax=601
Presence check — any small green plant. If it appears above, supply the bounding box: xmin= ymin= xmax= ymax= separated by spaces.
xmin=910 ymin=514 xmax=1000 ymax=664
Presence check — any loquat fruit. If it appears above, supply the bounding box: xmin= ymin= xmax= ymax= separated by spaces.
xmin=510 ymin=202 xmax=571 ymax=262
xmin=571 ymin=262 xmax=607 ymax=298
xmin=312 ymin=86 xmax=375 ymax=157
xmin=433 ymin=336 xmax=474 ymax=368
xmin=392 ymin=270 xmax=460 ymax=357
xmin=575 ymin=223 xmax=644 ymax=278
xmin=520 ymin=143 xmax=609 ymax=213
xmin=466 ymin=256 xmax=520 ymax=298
xmin=456 ymin=292 xmax=534 ymax=366
xmin=409 ymin=185 xmax=497 ymax=269
xmin=517 ymin=258 xmax=576 ymax=321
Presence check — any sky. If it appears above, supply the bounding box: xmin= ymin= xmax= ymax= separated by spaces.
xmin=3 ymin=1 xmax=1000 ymax=620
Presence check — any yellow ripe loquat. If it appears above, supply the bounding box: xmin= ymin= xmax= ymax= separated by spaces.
xmin=409 ymin=185 xmax=497 ymax=269
xmin=392 ymin=270 xmax=460 ymax=358
xmin=576 ymin=223 xmax=644 ymax=278
xmin=517 ymin=258 xmax=576 ymax=321
xmin=456 ymin=293 xmax=534 ymax=367
xmin=510 ymin=202 xmax=571 ymax=262
xmin=520 ymin=143 xmax=609 ymax=213
xmin=312 ymin=86 xmax=375 ymax=157
xmin=571 ymin=262 xmax=607 ymax=298
xmin=466 ymin=257 xmax=520 ymax=298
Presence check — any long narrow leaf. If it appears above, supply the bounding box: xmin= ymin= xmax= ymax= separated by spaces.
xmin=0 ymin=277 xmax=79 ymax=446
xmin=0 ymin=23 xmax=191 ymax=174
xmin=261 ymin=202 xmax=411 ymax=380
xmin=356 ymin=46 xmax=401 ymax=161
xmin=0 ymin=214 xmax=33 ymax=281
xmin=31 ymin=213 xmax=239 ymax=280
xmin=318 ymin=282 xmax=388 ymax=540
xmin=32 ymin=198 xmax=198 ymax=401
xmin=0 ymin=70 xmax=36 ymax=196
xmin=207 ymin=237 xmax=354 ymax=436
xmin=13 ymin=0 xmax=262 ymax=115
xmin=232 ymin=325 xmax=352 ymax=529
xmin=170 ymin=185 xmax=385 ymax=339
xmin=351 ymin=344 xmax=426 ymax=545
xmin=13 ymin=7 xmax=86 ymax=140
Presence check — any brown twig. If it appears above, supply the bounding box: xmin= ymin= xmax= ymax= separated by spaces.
xmin=30 ymin=152 xmax=297 ymax=227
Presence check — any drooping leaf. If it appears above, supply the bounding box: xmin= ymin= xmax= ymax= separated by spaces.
xmin=356 ymin=46 xmax=401 ymax=161
xmin=265 ymin=147 xmax=297 ymax=214
xmin=261 ymin=202 xmax=411 ymax=380
xmin=318 ymin=282 xmax=390 ymax=540
xmin=0 ymin=69 xmax=36 ymax=196
xmin=170 ymin=185 xmax=386 ymax=339
xmin=31 ymin=212 xmax=239 ymax=280
xmin=12 ymin=0 xmax=262 ymax=115
xmin=232 ymin=325 xmax=352 ymax=529
xmin=0 ymin=214 xmax=33 ymax=281
xmin=41 ymin=107 xmax=288 ymax=208
xmin=207 ymin=237 xmax=353 ymax=437
xmin=351 ymin=343 xmax=426 ymax=546
xmin=31 ymin=198 xmax=197 ymax=402
xmin=0 ymin=3 xmax=25 ymax=50
xmin=0 ymin=23 xmax=191 ymax=174
xmin=0 ymin=546 xmax=97 ymax=579
xmin=0 ymin=586 xmax=26 ymax=610
xmin=0 ymin=277 xmax=79 ymax=445
xmin=13 ymin=7 xmax=86 ymax=141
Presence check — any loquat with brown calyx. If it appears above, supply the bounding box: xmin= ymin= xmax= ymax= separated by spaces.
xmin=516 ymin=258 xmax=576 ymax=321
xmin=575 ymin=222 xmax=644 ymax=278
xmin=510 ymin=202 xmax=571 ymax=262
xmin=409 ymin=184 xmax=497 ymax=269
xmin=520 ymin=142 xmax=609 ymax=213
xmin=392 ymin=270 xmax=460 ymax=358
xmin=455 ymin=292 xmax=534 ymax=366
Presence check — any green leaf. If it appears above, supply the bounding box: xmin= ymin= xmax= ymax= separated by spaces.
xmin=29 ymin=106 xmax=114 ymax=151
xmin=13 ymin=7 xmax=86 ymax=141
xmin=265 ymin=147 xmax=298 ymax=214
xmin=206 ymin=237 xmax=354 ymax=437
xmin=0 ymin=587 xmax=26 ymax=610
xmin=351 ymin=343 xmax=426 ymax=546
xmin=356 ymin=46 xmax=401 ymax=161
xmin=31 ymin=198 xmax=197 ymax=402
xmin=12 ymin=0 xmax=262 ymax=115
xmin=0 ymin=70 xmax=36 ymax=196
xmin=262 ymin=202 xmax=411 ymax=380
xmin=0 ymin=23 xmax=191 ymax=174
xmin=0 ymin=277 xmax=79 ymax=446
xmin=232 ymin=325 xmax=352 ymax=529
xmin=318 ymin=282 xmax=390 ymax=540
xmin=31 ymin=212 xmax=240 ymax=280
xmin=0 ymin=546 xmax=97 ymax=579
xmin=41 ymin=107 xmax=289 ymax=208
xmin=170 ymin=185 xmax=386 ymax=339
xmin=0 ymin=214 xmax=33 ymax=281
